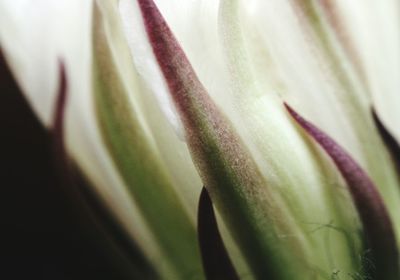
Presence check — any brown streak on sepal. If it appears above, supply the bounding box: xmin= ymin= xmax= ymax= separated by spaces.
xmin=285 ymin=103 xmax=399 ymax=279
xmin=135 ymin=2 xmax=265 ymax=207
xmin=136 ymin=0 xmax=222 ymax=132
xmin=198 ymin=187 xmax=239 ymax=280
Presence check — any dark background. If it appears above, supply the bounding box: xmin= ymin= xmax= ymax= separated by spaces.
xmin=0 ymin=52 xmax=155 ymax=280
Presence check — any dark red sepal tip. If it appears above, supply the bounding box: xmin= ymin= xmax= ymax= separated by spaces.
xmin=285 ymin=103 xmax=399 ymax=280
xmin=372 ymin=109 xmax=400 ymax=176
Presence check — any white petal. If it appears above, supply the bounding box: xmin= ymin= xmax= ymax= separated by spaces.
xmin=333 ymin=0 xmax=400 ymax=141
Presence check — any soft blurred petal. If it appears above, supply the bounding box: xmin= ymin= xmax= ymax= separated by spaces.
xmin=93 ymin=1 xmax=204 ymax=278
xmin=329 ymin=0 xmax=400 ymax=142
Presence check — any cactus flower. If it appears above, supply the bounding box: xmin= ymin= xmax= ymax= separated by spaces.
xmin=1 ymin=0 xmax=400 ymax=279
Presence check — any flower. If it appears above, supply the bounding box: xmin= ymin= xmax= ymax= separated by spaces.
xmin=1 ymin=0 xmax=400 ymax=279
